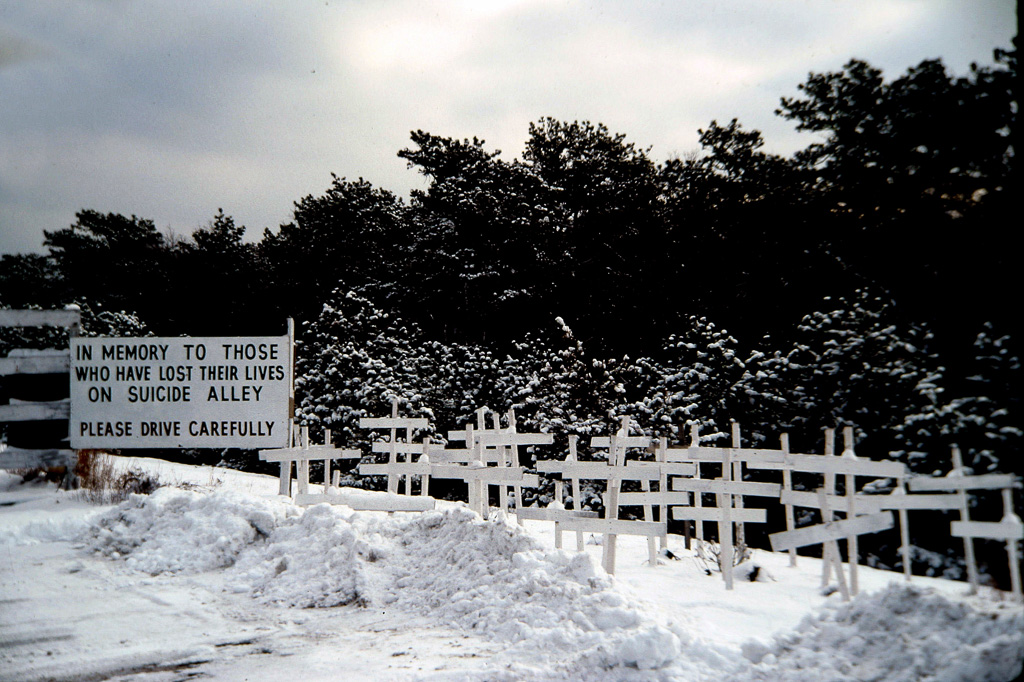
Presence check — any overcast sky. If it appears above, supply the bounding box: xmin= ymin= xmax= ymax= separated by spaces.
xmin=0 ymin=0 xmax=1016 ymax=255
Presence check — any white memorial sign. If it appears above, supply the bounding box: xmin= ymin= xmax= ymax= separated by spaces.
xmin=70 ymin=336 xmax=291 ymax=448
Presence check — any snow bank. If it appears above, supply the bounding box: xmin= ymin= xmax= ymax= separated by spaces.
xmin=72 ymin=487 xmax=1022 ymax=681
xmin=0 ymin=472 xmax=100 ymax=545
xmin=739 ymin=583 xmax=1024 ymax=682
xmin=87 ymin=487 xmax=297 ymax=573
xmin=81 ymin=489 xmax=729 ymax=676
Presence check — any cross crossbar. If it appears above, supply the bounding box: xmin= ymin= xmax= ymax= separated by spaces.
xmin=370 ymin=441 xmax=425 ymax=454
xmin=952 ymin=519 xmax=1024 ymax=541
xmin=0 ymin=352 xmax=70 ymax=376
xmin=555 ymin=517 xmax=667 ymax=537
xmin=671 ymin=478 xmax=781 ymax=498
xmin=756 ymin=453 xmax=905 ymax=478
xmin=908 ymin=473 xmax=1017 ymax=492
xmin=473 ymin=432 xmax=554 ymax=447
xmin=590 ymin=436 xmax=654 ymax=449
xmin=779 ymin=489 xmax=885 ymax=514
xmin=430 ymin=465 xmax=539 ymax=485
xmin=663 ymin=447 xmax=785 ymax=464
xmin=515 ymin=507 xmax=602 ymax=522
xmin=536 ymin=460 xmax=662 ymax=480
xmin=671 ymin=506 xmax=767 ymax=524
xmin=877 ymin=492 xmax=960 ymax=511
xmin=258 ymin=446 xmax=360 ymax=463
xmin=360 ymin=417 xmax=430 ymax=430
xmin=359 ymin=462 xmax=431 ymax=477
xmin=769 ymin=512 xmax=895 ymax=552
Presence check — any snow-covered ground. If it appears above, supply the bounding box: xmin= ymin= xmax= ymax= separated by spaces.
xmin=2 ymin=458 xmax=1021 ymax=681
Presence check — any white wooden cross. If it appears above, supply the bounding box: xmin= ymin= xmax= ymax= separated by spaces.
xmin=429 ymin=407 xmax=546 ymax=520
xmin=759 ymin=426 xmax=905 ymax=596
xmin=476 ymin=408 xmax=552 ymax=523
xmin=662 ymin=424 xmax=780 ymax=590
xmin=535 ymin=418 xmax=668 ymax=574
xmin=662 ymin=423 xmax=785 ymax=549
xmin=908 ymin=446 xmax=1021 ymax=601
xmin=259 ymin=424 xmax=361 ymax=502
xmin=359 ymin=397 xmax=431 ymax=497
xmin=516 ymin=435 xmax=601 ymax=552
xmin=874 ymin=458 xmax=960 ymax=583
xmin=590 ymin=417 xmax=665 ymax=567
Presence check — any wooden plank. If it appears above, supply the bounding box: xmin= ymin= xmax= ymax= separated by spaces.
xmin=258 ymin=447 xmax=360 ymax=463
xmin=769 ymin=512 xmax=895 ymax=553
xmin=515 ymin=507 xmax=601 ymax=522
xmin=294 ymin=492 xmax=435 ymax=511
xmin=0 ymin=352 xmax=70 ymax=376
xmin=359 ymin=462 xmax=431 ymax=476
xmin=908 ymin=473 xmax=1017 ymax=492
xmin=555 ymin=517 xmax=667 ymax=537
xmin=0 ymin=400 xmax=70 ymax=422
xmin=359 ymin=417 xmax=430 ymax=430
xmin=672 ymin=478 xmax=781 ymax=498
xmin=663 ymin=446 xmax=785 ymax=464
xmin=426 ymin=448 xmax=504 ymax=464
xmin=780 ymin=489 xmax=885 ymax=514
xmin=429 ymin=465 xmax=539 ymax=485
xmin=757 ymin=453 xmax=905 ymax=478
xmin=671 ymin=506 xmax=767 ymax=524
xmin=952 ymin=520 xmax=1024 ymax=541
xmin=473 ymin=432 xmax=554 ymax=446
xmin=877 ymin=493 xmax=961 ymax=511
xmin=536 ymin=460 xmax=661 ymax=480
xmin=0 ymin=447 xmax=76 ymax=469
xmin=0 ymin=309 xmax=81 ymax=328
xmin=370 ymin=441 xmax=425 ymax=454
xmin=617 ymin=491 xmax=689 ymax=507
xmin=590 ymin=436 xmax=653 ymax=449
xmin=658 ymin=461 xmax=698 ymax=477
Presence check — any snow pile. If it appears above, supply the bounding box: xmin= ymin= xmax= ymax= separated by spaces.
xmin=0 ymin=472 xmax=99 ymax=545
xmin=740 ymin=583 xmax=1024 ymax=681
xmin=81 ymin=489 xmax=733 ymax=676
xmin=87 ymin=487 xmax=296 ymax=573
xmin=73 ymin=487 xmax=1023 ymax=680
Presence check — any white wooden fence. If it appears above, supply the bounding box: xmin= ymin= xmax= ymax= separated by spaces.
xmin=0 ymin=309 xmax=80 ymax=485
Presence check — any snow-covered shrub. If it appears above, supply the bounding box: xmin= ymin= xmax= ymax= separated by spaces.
xmin=295 ymin=289 xmax=436 ymax=447
xmin=613 ymin=315 xmax=787 ymax=445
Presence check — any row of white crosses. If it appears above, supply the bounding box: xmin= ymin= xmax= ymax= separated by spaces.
xmin=260 ymin=406 xmax=1020 ymax=600
xmin=536 ymin=417 xmax=671 ymax=575
xmin=908 ymin=445 xmax=1022 ymax=601
xmin=429 ymin=406 xmax=548 ymax=521
xmin=533 ymin=418 xmax=783 ymax=580
xmin=258 ymin=399 xmax=435 ymax=512
xmin=765 ymin=427 xmax=906 ymax=599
